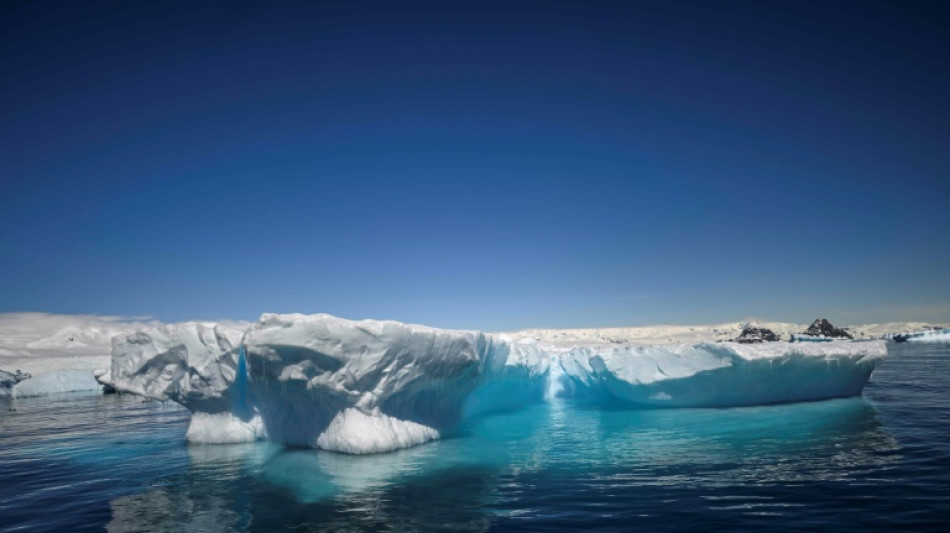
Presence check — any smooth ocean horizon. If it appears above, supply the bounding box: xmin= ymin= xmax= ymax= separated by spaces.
xmin=1 ymin=341 xmax=947 ymax=532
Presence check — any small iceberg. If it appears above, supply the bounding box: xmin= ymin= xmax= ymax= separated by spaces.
xmin=889 ymin=328 xmax=950 ymax=343
xmin=12 ymin=369 xmax=103 ymax=398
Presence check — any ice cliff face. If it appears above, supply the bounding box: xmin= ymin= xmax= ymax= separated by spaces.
xmin=104 ymin=323 xmax=245 ymax=409
xmin=102 ymin=313 xmax=887 ymax=454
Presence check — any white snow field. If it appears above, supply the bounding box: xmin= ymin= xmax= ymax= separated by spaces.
xmin=0 ymin=313 xmax=251 ymax=373
xmin=99 ymin=313 xmax=887 ymax=454
xmin=0 ymin=313 xmax=163 ymax=374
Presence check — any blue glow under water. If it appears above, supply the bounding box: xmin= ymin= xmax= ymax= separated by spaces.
xmin=2 ymin=342 xmax=948 ymax=532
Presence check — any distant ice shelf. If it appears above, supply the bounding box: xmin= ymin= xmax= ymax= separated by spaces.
xmin=99 ymin=313 xmax=888 ymax=454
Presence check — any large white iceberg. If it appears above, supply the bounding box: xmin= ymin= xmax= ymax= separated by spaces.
xmin=101 ymin=313 xmax=887 ymax=454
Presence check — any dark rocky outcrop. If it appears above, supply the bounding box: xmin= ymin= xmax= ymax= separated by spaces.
xmin=803 ymin=318 xmax=852 ymax=339
xmin=734 ymin=325 xmax=780 ymax=343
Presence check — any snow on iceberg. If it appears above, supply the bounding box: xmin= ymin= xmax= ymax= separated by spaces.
xmin=11 ymin=369 xmax=102 ymax=398
xmin=184 ymin=412 xmax=266 ymax=444
xmin=102 ymin=313 xmax=887 ymax=454
xmin=102 ymin=322 xmax=245 ymax=407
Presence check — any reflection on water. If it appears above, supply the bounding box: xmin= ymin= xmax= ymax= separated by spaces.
xmin=100 ymin=396 xmax=900 ymax=532
xmin=108 ymin=487 xmax=250 ymax=533
xmin=0 ymin=394 xmax=191 ymax=533
xmin=591 ymin=398 xmax=900 ymax=486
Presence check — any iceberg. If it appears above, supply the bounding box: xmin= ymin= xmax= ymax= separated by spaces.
xmin=0 ymin=369 xmax=16 ymax=398
xmin=105 ymin=315 xmax=544 ymax=454
xmin=11 ymin=369 xmax=102 ymax=398
xmin=101 ymin=313 xmax=887 ymax=454
xmin=551 ymin=341 xmax=883 ymax=407
xmin=1 ymin=369 xmax=30 ymax=398
xmin=888 ymin=328 xmax=950 ymax=343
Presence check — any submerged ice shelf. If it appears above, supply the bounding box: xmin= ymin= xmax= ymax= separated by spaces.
xmin=100 ymin=313 xmax=887 ymax=454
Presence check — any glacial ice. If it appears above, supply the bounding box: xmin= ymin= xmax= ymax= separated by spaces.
xmin=907 ymin=330 xmax=950 ymax=343
xmin=0 ymin=369 xmax=16 ymax=398
xmin=551 ymin=341 xmax=884 ymax=407
xmin=316 ymin=408 xmax=441 ymax=454
xmin=185 ymin=412 xmax=266 ymax=444
xmin=11 ymin=369 xmax=102 ymax=398
xmin=887 ymin=328 xmax=950 ymax=343
xmin=101 ymin=313 xmax=887 ymax=454
xmin=101 ymin=322 xmax=245 ymax=407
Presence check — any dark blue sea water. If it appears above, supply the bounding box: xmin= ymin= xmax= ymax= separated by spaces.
xmin=2 ymin=342 xmax=948 ymax=532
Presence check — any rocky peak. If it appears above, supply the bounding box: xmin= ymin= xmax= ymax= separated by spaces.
xmin=803 ymin=318 xmax=852 ymax=339
xmin=734 ymin=325 xmax=780 ymax=343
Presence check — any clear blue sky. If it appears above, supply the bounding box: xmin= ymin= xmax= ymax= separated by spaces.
xmin=2 ymin=0 xmax=948 ymax=329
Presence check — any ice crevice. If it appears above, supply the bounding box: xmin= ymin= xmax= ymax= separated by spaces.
xmin=99 ymin=313 xmax=888 ymax=454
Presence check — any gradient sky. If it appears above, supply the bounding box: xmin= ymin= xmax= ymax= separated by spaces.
xmin=2 ymin=0 xmax=948 ymax=330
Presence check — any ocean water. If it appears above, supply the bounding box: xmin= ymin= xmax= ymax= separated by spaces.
xmin=1 ymin=342 xmax=948 ymax=532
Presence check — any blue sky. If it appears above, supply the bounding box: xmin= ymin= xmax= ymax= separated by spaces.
xmin=2 ymin=0 xmax=948 ymax=329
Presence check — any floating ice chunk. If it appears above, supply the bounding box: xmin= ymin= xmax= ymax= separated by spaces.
xmin=11 ymin=369 xmax=102 ymax=398
xmin=316 ymin=408 xmax=440 ymax=454
xmin=891 ymin=328 xmax=950 ymax=343
xmin=907 ymin=330 xmax=950 ymax=343
xmin=185 ymin=412 xmax=266 ymax=444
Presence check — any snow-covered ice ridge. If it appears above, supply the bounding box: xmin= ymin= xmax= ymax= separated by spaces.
xmin=100 ymin=313 xmax=887 ymax=454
